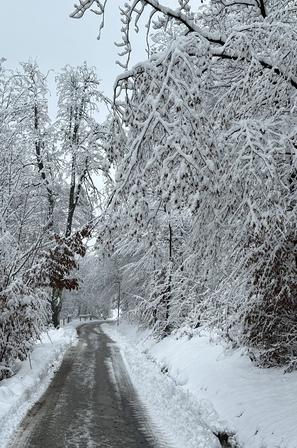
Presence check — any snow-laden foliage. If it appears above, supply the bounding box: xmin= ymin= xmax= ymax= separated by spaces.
xmin=0 ymin=283 xmax=49 ymax=381
xmin=73 ymin=0 xmax=297 ymax=367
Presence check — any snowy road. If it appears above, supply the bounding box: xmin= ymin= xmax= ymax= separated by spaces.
xmin=9 ymin=322 xmax=166 ymax=448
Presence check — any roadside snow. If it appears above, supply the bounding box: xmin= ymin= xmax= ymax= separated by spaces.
xmin=0 ymin=322 xmax=78 ymax=448
xmin=106 ymin=321 xmax=297 ymax=448
xmin=102 ymin=323 xmax=232 ymax=448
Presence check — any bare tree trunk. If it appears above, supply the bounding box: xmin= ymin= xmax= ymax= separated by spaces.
xmin=51 ymin=288 xmax=63 ymax=328
xmin=163 ymin=222 xmax=172 ymax=336
xmin=65 ymin=153 xmax=76 ymax=238
xmin=258 ymin=0 xmax=267 ymax=18
xmin=34 ymin=104 xmax=54 ymax=228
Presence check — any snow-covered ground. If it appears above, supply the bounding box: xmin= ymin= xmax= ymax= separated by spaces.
xmin=103 ymin=321 xmax=297 ymax=448
xmin=0 ymin=322 xmax=78 ymax=448
xmin=103 ymin=322 xmax=234 ymax=448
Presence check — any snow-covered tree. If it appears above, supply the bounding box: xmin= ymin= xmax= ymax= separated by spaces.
xmin=73 ymin=0 xmax=297 ymax=367
xmin=0 ymin=62 xmax=52 ymax=379
xmin=62 ymin=253 xmax=113 ymax=319
xmin=50 ymin=63 xmax=110 ymax=326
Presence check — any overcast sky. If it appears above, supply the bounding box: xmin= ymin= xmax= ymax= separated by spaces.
xmin=0 ymin=0 xmax=148 ymax=118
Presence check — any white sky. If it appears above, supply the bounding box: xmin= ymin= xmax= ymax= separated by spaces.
xmin=0 ymin=0 xmax=148 ymax=119
xmin=0 ymin=1 xmax=192 ymax=120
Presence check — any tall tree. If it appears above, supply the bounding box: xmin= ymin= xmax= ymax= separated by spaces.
xmin=50 ymin=63 xmax=109 ymax=326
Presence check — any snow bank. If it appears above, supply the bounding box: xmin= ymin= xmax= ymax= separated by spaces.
xmin=108 ymin=322 xmax=297 ymax=448
xmin=102 ymin=323 xmax=232 ymax=448
xmin=0 ymin=322 xmax=78 ymax=447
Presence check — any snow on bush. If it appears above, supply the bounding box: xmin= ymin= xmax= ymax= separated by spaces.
xmin=0 ymin=282 xmax=49 ymax=381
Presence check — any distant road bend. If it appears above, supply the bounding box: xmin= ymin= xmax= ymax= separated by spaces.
xmin=10 ymin=322 xmax=168 ymax=448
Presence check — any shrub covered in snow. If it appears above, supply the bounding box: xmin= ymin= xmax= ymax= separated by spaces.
xmin=0 ymin=282 xmax=49 ymax=380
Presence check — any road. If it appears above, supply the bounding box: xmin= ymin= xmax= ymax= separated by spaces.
xmin=9 ymin=322 xmax=167 ymax=448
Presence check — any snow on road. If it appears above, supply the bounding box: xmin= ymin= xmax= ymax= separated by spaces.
xmin=102 ymin=323 xmax=230 ymax=448
xmin=0 ymin=323 xmax=78 ymax=448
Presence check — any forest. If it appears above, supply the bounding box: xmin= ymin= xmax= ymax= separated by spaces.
xmin=1 ymin=0 xmax=297 ymax=381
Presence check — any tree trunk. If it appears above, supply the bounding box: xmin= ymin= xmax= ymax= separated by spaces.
xmin=34 ymin=104 xmax=54 ymax=228
xmin=51 ymin=288 xmax=63 ymax=328
xmin=163 ymin=222 xmax=173 ymax=336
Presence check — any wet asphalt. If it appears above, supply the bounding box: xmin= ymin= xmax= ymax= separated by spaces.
xmin=9 ymin=322 xmax=165 ymax=448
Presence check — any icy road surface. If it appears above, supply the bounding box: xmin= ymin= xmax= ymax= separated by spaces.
xmin=9 ymin=322 xmax=167 ymax=448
